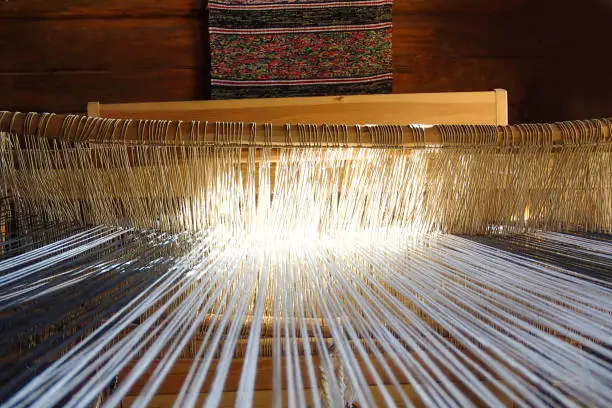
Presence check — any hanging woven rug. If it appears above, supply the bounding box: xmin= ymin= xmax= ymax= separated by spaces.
xmin=208 ymin=0 xmax=393 ymax=99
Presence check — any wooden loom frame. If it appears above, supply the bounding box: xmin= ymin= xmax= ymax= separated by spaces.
xmin=82 ymin=91 xmax=513 ymax=407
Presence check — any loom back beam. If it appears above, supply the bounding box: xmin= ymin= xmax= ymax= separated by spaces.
xmin=87 ymin=91 xmax=509 ymax=125
xmin=1 ymin=111 xmax=612 ymax=147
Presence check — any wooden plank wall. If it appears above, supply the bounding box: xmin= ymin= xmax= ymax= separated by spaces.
xmin=523 ymin=0 xmax=612 ymax=121
xmin=0 ymin=0 xmax=579 ymax=123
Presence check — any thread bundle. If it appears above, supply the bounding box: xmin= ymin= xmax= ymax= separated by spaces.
xmin=1 ymin=226 xmax=612 ymax=407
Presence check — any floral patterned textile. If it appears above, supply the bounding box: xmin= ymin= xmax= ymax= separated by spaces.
xmin=209 ymin=0 xmax=393 ymax=99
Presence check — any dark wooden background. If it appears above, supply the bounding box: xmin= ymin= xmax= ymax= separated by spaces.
xmin=1 ymin=0 xmax=611 ymax=123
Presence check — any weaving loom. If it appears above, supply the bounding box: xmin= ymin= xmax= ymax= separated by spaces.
xmin=0 ymin=92 xmax=611 ymax=408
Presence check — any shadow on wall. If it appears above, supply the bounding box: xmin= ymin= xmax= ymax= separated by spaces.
xmin=196 ymin=0 xmax=212 ymax=100
xmin=525 ymin=0 xmax=612 ymax=121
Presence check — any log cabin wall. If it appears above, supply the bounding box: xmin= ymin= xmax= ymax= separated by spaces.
xmin=523 ymin=0 xmax=612 ymax=122
xmin=0 ymin=0 xmax=608 ymax=123
xmin=0 ymin=1 xmax=209 ymax=114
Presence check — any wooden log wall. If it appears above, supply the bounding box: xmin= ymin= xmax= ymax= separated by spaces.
xmin=0 ymin=1 xmax=208 ymax=114
xmin=1 ymin=0 xmax=608 ymax=122
xmin=523 ymin=0 xmax=612 ymax=122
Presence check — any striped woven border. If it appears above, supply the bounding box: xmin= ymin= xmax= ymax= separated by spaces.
xmin=212 ymin=73 xmax=394 ymax=87
xmin=209 ymin=22 xmax=392 ymax=35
